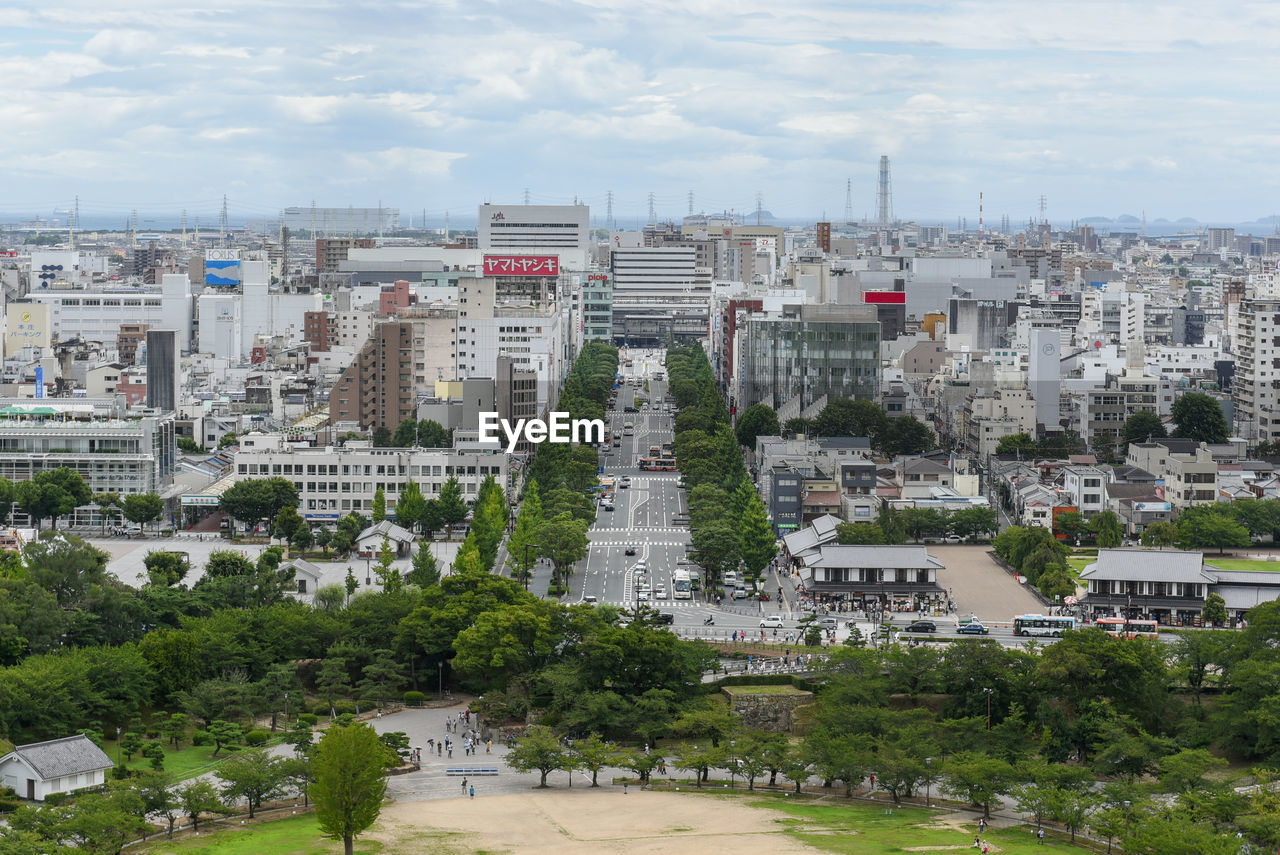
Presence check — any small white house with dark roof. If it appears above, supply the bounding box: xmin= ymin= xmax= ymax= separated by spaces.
xmin=355 ymin=521 xmax=415 ymax=558
xmin=0 ymin=734 xmax=113 ymax=801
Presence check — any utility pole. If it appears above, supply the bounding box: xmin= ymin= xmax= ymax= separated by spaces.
xmin=647 ymin=192 xmax=656 ymax=225
xmin=844 ymin=178 xmax=854 ymax=223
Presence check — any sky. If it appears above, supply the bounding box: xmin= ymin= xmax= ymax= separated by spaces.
xmin=4 ymin=0 xmax=1280 ymax=227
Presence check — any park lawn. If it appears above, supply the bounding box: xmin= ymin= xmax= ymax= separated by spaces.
xmin=1206 ymin=558 xmax=1280 ymax=572
xmin=103 ymin=738 xmax=242 ymax=781
xmin=1066 ymin=556 xmax=1093 ymax=574
xmin=747 ymin=794 xmax=1095 ymax=854
xmin=142 ymin=814 xmax=382 ymax=855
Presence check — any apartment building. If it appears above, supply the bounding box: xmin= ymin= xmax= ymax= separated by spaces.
xmin=1083 ymin=368 xmax=1159 ymax=454
xmin=1126 ymin=438 xmax=1219 ymax=511
xmin=1233 ymin=297 xmax=1280 ymax=442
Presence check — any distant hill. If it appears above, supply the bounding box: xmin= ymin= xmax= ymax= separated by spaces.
xmin=1177 ymin=217 xmax=1199 ymax=224
xmin=1116 ymin=214 xmax=1141 ymax=223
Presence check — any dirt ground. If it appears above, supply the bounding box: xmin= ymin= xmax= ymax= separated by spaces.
xmin=929 ymin=545 xmax=1045 ymax=622
xmin=373 ymin=789 xmax=818 ymax=855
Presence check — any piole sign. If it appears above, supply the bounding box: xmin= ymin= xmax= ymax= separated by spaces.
xmin=478 ymin=411 xmax=604 ymax=453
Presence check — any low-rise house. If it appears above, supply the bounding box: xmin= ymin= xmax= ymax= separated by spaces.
xmin=355 ymin=521 xmax=415 ymax=559
xmin=0 ymin=735 xmax=113 ymax=801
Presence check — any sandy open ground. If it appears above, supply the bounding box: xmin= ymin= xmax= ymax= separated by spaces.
xmin=373 ymin=789 xmax=819 ymax=855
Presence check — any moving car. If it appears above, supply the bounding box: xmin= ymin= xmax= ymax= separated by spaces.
xmin=956 ymin=622 xmax=989 ymax=635
xmin=625 ymin=546 xmax=637 ymax=556
xmin=905 ymin=620 xmax=938 ymax=633
xmin=655 ymin=586 xmax=668 ymax=600
xmin=655 ymin=612 xmax=675 ymax=625
xmin=760 ymin=614 xmax=785 ymax=628
xmin=602 ymin=503 xmax=615 ymax=511
xmin=816 ymin=616 xmax=841 ymax=631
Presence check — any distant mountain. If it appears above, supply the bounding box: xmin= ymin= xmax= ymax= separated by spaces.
xmin=1116 ymin=214 xmax=1141 ymax=223
xmin=1177 ymin=217 xmax=1199 ymax=224
xmin=1079 ymin=216 xmax=1113 ymax=224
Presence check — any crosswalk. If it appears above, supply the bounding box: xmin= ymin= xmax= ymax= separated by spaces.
xmin=588 ymin=536 xmax=691 ymax=545
xmin=580 ymin=598 xmax=706 ymax=608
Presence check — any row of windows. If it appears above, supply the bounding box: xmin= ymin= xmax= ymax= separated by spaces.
xmin=238 ymin=462 xmax=501 ymax=477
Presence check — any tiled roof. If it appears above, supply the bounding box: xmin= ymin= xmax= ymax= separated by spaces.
xmin=808 ymin=544 xmax=944 ymax=570
xmin=1080 ymin=549 xmax=1216 ymax=583
xmin=6 ymin=735 xmax=112 ymax=779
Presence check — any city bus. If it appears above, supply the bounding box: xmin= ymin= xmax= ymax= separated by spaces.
xmin=673 ymin=568 xmax=692 ymax=599
xmin=639 ymin=457 xmax=677 ymax=471
xmin=1013 ymin=614 xmax=1077 ymax=637
xmin=1097 ymin=617 xmax=1159 ymax=639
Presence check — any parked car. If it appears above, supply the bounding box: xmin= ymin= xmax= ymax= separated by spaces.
xmin=944 ymin=535 xmax=964 ymax=544
xmin=816 ymin=616 xmax=840 ymax=630
xmin=905 ymin=620 xmax=937 ymax=633
xmin=760 ymin=614 xmax=785 ymax=628
xmin=956 ymin=622 xmax=989 ymax=635
xmin=655 ymin=612 xmax=675 ymax=625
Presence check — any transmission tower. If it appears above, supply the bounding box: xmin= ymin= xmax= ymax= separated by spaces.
xmin=523 ymin=188 xmax=531 ymax=205
xmin=844 ymin=179 xmax=854 ymax=222
xmin=1039 ymin=194 xmax=1047 ymax=224
xmin=876 ymin=156 xmax=893 ymax=226
xmin=688 ymin=190 xmax=694 ymax=216
xmin=605 ymin=191 xmax=614 ymax=229
xmin=755 ymin=193 xmax=764 ymax=226
xmin=647 ymin=192 xmax=656 ymax=224
xmin=219 ymin=196 xmax=228 ymax=247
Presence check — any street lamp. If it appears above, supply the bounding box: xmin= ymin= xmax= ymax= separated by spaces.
xmin=925 ymin=757 xmax=933 ymax=807
xmin=982 ymin=687 xmax=994 ymax=730
xmin=283 ymin=691 xmax=290 ymax=725
xmin=437 ymin=661 xmax=443 ymax=700
xmin=116 ymin=726 xmax=122 ymax=765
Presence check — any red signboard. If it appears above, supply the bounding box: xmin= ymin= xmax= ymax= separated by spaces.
xmin=483 ymin=255 xmax=559 ymax=277
xmin=0 ymin=251 xmax=16 ymax=258
xmin=863 ymin=291 xmax=906 ymax=304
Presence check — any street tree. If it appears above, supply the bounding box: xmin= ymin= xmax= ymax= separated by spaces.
xmin=1091 ymin=510 xmax=1124 ymax=548
xmin=1140 ymin=521 xmax=1179 ymax=549
xmin=407 ymin=547 xmax=440 ymax=588
xmin=395 ymin=481 xmax=426 ymax=531
xmin=312 ymin=722 xmax=395 ymax=855
xmin=881 ymin=415 xmax=933 ymax=456
xmin=837 ymin=522 xmax=886 ymax=544
xmin=734 ymin=403 xmax=780 ymax=450
xmin=1202 ymin=592 xmax=1228 ymax=626
xmin=942 ymin=751 xmax=1015 ymax=818
xmin=121 ymin=493 xmax=164 ymax=533
xmin=371 ymin=487 xmax=386 ymax=523
xmin=436 ymin=477 xmax=468 ymax=528
xmin=568 ymin=733 xmax=615 ymax=787
xmin=738 ymin=493 xmax=777 ymax=578
xmin=219 ymin=477 xmax=299 ymax=532
xmin=537 ymin=513 xmax=589 ymax=589
xmin=1121 ymin=411 xmax=1167 ymax=447
xmin=812 ymin=398 xmax=888 ymax=445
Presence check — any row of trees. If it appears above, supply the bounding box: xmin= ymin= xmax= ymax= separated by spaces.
xmin=835 ymin=505 xmax=997 ymax=546
xmin=370 ymin=417 xmax=451 ymax=450
xmin=0 ymin=468 xmax=164 ymax=533
xmin=738 ymin=397 xmax=934 ymax=457
xmin=665 ymin=345 xmax=776 ymax=588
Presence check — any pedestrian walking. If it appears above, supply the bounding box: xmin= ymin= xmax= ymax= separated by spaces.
xmin=461 ymin=776 xmax=467 ymax=793
xmin=469 ymin=785 xmax=475 ymax=799
xmin=1037 ymin=828 xmax=1045 ymax=844
xmin=437 ymin=742 xmax=442 ymax=756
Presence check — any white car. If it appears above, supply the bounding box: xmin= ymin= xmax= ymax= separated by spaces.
xmin=760 ymin=614 xmax=785 ymax=628
xmin=655 ymin=586 xmax=668 ymax=600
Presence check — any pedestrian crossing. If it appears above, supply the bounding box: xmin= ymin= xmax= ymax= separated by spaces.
xmin=578 ymin=598 xmax=706 ymax=608
xmin=588 ymin=538 xmax=691 ymax=546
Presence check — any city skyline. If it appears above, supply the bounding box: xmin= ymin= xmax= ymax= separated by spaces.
xmin=4 ymin=1 xmax=1280 ymax=222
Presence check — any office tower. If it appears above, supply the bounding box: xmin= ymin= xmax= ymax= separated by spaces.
xmin=477 ymin=204 xmax=588 ymax=250
xmin=145 ymin=330 xmax=178 ymax=411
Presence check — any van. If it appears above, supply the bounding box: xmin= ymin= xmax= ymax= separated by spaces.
xmin=583 ymin=595 xmax=598 ymax=604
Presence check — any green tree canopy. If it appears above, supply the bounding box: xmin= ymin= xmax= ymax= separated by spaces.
xmin=734 ymin=403 xmax=780 ymax=450
xmin=1121 ymin=410 xmax=1167 ymax=448
xmin=312 ymin=722 xmax=396 ymax=855
xmin=1170 ymin=392 xmax=1228 ymax=444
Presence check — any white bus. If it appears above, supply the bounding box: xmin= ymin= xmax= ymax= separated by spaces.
xmin=1013 ymin=614 xmax=1076 ymax=637
xmin=673 ymin=568 xmax=692 ymax=600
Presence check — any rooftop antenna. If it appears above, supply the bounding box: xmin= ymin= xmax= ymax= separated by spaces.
xmin=219 ymin=196 xmax=227 ymax=247
xmin=194 ymin=215 xmax=200 ymax=245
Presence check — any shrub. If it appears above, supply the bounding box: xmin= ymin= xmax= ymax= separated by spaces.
xmin=311 ymin=702 xmax=331 ymax=717
xmin=332 ymin=701 xmax=358 ymax=716
xmin=44 ymin=792 xmax=69 ymax=806
xmin=298 ymin=713 xmax=319 ymax=726
xmin=191 ymin=730 xmax=212 ymax=746
xmin=243 ymin=729 xmax=271 ymax=747
xmin=403 ymin=691 xmax=426 ymax=707
xmin=146 ymin=727 xmax=161 ymax=739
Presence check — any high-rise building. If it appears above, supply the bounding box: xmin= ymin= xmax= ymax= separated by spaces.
xmin=117 ymin=323 xmax=151 ymax=366
xmin=477 ymin=204 xmax=589 ymax=251
xmin=1208 ymin=227 xmax=1235 ymax=252
xmin=1029 ymin=328 xmax=1061 ymax=435
xmin=610 ymin=246 xmax=706 ymax=343
xmin=145 ymin=330 xmax=178 ymax=411
xmin=740 ymin=304 xmax=881 ymax=414
xmin=330 ymin=320 xmax=417 ymax=432
xmin=1233 ymin=297 xmax=1280 ymax=442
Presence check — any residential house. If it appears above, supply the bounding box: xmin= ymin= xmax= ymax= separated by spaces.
xmin=1061 ymin=465 xmax=1107 ymax=515
xmin=355 ymin=520 xmax=415 ymax=559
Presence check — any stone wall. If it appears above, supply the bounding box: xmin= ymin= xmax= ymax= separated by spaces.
xmin=722 ymin=688 xmax=814 ymax=733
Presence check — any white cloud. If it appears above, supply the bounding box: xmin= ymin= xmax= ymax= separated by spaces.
xmin=343 ymin=147 xmax=466 ymax=179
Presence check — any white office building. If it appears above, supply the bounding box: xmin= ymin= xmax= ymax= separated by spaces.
xmin=610 ymin=246 xmax=707 ymax=342
xmin=478 ymin=204 xmax=589 ymax=252
xmin=231 ymin=434 xmax=511 ymax=522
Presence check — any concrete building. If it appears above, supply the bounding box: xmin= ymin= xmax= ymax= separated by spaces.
xmin=1083 ymin=368 xmax=1159 ymax=457
xmin=232 ymin=433 xmax=510 ymax=522
xmin=478 ymin=203 xmax=589 ymax=251
xmin=330 ymin=320 xmax=419 ymax=432
xmin=1126 ymin=439 xmax=1219 ymax=511
xmin=116 ymin=324 xmax=150 ymax=366
xmin=145 ymin=330 xmax=179 ymax=411
xmin=316 ymin=237 xmax=375 ymax=273
xmin=1233 ymin=297 xmax=1280 ymax=442
xmin=610 ymin=246 xmax=707 ymax=343
xmin=1029 ymin=328 xmax=1061 ymax=435
xmin=581 ymin=272 xmax=613 ymax=341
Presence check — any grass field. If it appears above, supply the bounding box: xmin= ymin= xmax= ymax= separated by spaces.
xmin=1206 ymin=558 xmax=1280 ymax=572
xmin=751 ymin=795 xmax=1094 ymax=854
xmin=102 ymin=739 xmax=259 ymax=782
xmin=1066 ymin=556 xmax=1093 ymax=574
xmin=143 ymin=815 xmax=383 ymax=855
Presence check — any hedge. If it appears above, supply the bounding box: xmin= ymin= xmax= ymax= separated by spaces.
xmin=403 ymin=691 xmax=426 ymax=706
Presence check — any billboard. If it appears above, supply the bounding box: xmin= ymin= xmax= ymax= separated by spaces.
xmin=863 ymin=291 xmax=906 ymax=304
xmin=1132 ymin=501 xmax=1171 ymax=513
xmin=483 ymin=255 xmax=559 ymax=276
xmin=205 ymin=248 xmax=242 ymax=287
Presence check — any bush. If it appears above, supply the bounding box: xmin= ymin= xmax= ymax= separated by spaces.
xmin=43 ymin=792 xmax=69 ymax=806
xmin=403 ymin=691 xmax=426 ymax=707
xmin=244 ymin=729 xmax=271 ymax=747
xmin=146 ymin=728 xmax=161 ymax=739
xmin=332 ymin=701 xmax=358 ymax=716
xmin=192 ymin=730 xmax=212 ymax=746
xmin=311 ymin=702 xmax=331 ymax=717
xmin=298 ymin=713 xmax=318 ymax=726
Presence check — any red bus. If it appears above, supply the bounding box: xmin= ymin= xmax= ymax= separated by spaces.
xmin=639 ymin=458 xmax=677 ymax=471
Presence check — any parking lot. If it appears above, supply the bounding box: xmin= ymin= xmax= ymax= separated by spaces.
xmin=930 ymin=545 xmax=1047 ymax=622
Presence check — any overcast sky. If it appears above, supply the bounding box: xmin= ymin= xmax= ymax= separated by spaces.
xmin=4 ymin=0 xmax=1280 ymax=226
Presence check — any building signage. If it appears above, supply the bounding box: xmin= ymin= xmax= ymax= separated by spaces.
xmin=483 ymin=255 xmax=559 ymax=276
xmin=863 ymin=291 xmax=906 ymax=305
xmin=1132 ymin=501 xmax=1171 ymax=513
xmin=586 ymin=273 xmax=609 ymax=282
